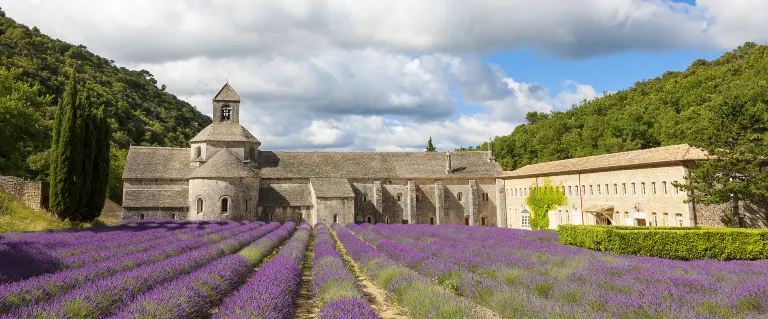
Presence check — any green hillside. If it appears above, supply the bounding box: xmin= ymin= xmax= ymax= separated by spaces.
xmin=484 ymin=42 xmax=768 ymax=171
xmin=0 ymin=9 xmax=212 ymax=184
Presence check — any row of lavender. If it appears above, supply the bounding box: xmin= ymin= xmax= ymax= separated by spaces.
xmin=331 ymin=223 xmax=483 ymax=318
xmin=357 ymin=223 xmax=768 ymax=318
xmin=1 ymin=220 xmax=278 ymax=318
xmin=0 ymin=219 xmax=234 ymax=283
xmin=313 ymin=223 xmax=379 ymax=319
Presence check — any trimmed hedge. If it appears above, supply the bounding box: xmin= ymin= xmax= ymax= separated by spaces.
xmin=559 ymin=225 xmax=768 ymax=260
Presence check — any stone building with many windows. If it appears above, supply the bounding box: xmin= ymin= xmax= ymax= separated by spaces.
xmin=501 ymin=144 xmax=717 ymax=229
xmin=121 ymin=83 xmax=505 ymax=225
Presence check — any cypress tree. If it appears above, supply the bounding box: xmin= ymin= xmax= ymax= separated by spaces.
xmin=74 ymin=86 xmax=95 ymax=222
xmin=426 ymin=137 xmax=437 ymax=152
xmin=49 ymin=71 xmax=82 ymax=221
xmin=84 ymin=106 xmax=111 ymax=221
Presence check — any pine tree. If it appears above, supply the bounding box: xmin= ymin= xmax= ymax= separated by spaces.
xmin=49 ymin=71 xmax=83 ymax=221
xmin=426 ymin=137 xmax=437 ymax=152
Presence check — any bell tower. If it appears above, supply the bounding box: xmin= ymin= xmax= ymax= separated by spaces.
xmin=212 ymin=81 xmax=240 ymax=124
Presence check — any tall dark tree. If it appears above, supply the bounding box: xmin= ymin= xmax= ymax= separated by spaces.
xmin=674 ymin=80 xmax=768 ymax=227
xmin=426 ymin=137 xmax=437 ymax=152
xmin=84 ymin=105 xmax=111 ymax=221
xmin=49 ymin=71 xmax=83 ymax=221
xmin=75 ymin=85 xmax=95 ymax=221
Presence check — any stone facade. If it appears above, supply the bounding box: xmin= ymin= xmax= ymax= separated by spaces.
xmin=0 ymin=175 xmax=49 ymax=211
xmin=122 ymin=83 xmax=505 ymax=224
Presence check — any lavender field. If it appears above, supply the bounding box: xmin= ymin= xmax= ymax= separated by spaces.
xmin=0 ymin=220 xmax=767 ymax=319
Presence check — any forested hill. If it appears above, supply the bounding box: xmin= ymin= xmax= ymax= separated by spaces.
xmin=0 ymin=10 xmax=212 ymax=180
xmin=484 ymin=42 xmax=768 ymax=171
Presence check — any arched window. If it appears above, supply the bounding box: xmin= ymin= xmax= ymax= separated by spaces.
xmin=676 ymin=213 xmax=684 ymax=227
xmin=457 ymin=192 xmax=463 ymax=201
xmin=333 ymin=214 xmax=338 ymax=223
xmin=429 ymin=217 xmax=434 ymax=225
xmin=220 ymin=197 xmax=229 ymax=215
xmin=663 ymin=213 xmax=669 ymax=226
xmin=297 ymin=212 xmax=303 ymax=221
xmin=220 ymin=105 xmax=231 ymax=121
xmin=196 ymin=197 xmax=204 ymax=214
xmin=366 ymin=216 xmax=372 ymax=224
xmin=169 ymin=213 xmax=176 ymax=220
xmin=396 ymin=193 xmax=402 ymax=202
xmin=652 ymin=212 xmax=658 ymax=226
xmin=385 ymin=217 xmax=390 ymax=224
xmin=138 ymin=213 xmax=145 ymax=220
xmin=464 ymin=215 xmax=470 ymax=225
xmin=363 ymin=194 xmax=368 ymax=202
xmin=480 ymin=216 xmax=487 ymax=226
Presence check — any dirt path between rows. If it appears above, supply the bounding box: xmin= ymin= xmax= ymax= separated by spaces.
xmin=293 ymin=234 xmax=318 ymax=319
xmin=330 ymin=229 xmax=410 ymax=319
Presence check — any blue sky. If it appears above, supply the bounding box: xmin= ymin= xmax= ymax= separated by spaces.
xmin=4 ymin=0 xmax=767 ymax=151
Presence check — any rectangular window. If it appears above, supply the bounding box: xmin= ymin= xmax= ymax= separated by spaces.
xmin=590 ymin=185 xmax=593 ymax=196
xmin=652 ymin=182 xmax=657 ymax=195
xmin=613 ymin=184 xmax=618 ymax=195
xmin=562 ymin=186 xmax=566 ymax=194
xmin=632 ymin=183 xmax=636 ymax=194
xmin=616 ymin=213 xmax=620 ymax=225
xmin=642 ymin=182 xmax=646 ymax=195
xmin=663 ymin=213 xmax=669 ymax=226
xmin=663 ymin=181 xmax=668 ymax=194
xmin=623 ymin=183 xmax=627 ymax=195
xmin=582 ymin=185 xmax=585 ymax=195
xmin=597 ymin=185 xmax=601 ymax=195
xmin=568 ymin=186 xmax=572 ymax=196
xmin=674 ymin=181 xmax=679 ymax=194
xmin=605 ymin=184 xmax=609 ymax=195
xmin=677 ymin=214 xmax=684 ymax=227
xmin=521 ymin=215 xmax=530 ymax=228
xmin=566 ymin=210 xmax=570 ymax=223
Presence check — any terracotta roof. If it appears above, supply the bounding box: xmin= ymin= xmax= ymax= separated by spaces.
xmin=189 ymin=148 xmax=257 ymax=179
xmin=503 ymin=144 xmax=708 ymax=178
xmin=123 ymin=189 xmax=188 ymax=208
xmin=189 ymin=123 xmax=261 ymax=143
xmin=258 ymin=184 xmax=311 ymax=207
xmin=257 ymin=151 xmax=502 ymax=179
xmin=213 ymin=82 xmax=240 ymax=102
xmin=123 ymin=147 xmax=191 ymax=179
xmin=311 ymin=178 xmax=354 ymax=198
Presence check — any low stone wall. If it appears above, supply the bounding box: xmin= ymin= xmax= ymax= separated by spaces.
xmin=696 ymin=201 xmax=768 ymax=228
xmin=0 ymin=175 xmax=48 ymax=211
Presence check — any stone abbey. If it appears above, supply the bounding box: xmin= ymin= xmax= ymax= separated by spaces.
xmin=122 ymin=83 xmax=735 ymax=228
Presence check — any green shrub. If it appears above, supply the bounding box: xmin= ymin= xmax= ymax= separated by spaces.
xmin=559 ymin=225 xmax=768 ymax=260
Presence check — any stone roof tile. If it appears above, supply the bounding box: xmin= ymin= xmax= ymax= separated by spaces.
xmin=502 ymin=144 xmax=709 ymax=178
xmin=257 ymin=151 xmax=502 ymax=179
xmin=122 ymin=189 xmax=188 ymax=208
xmin=189 ymin=148 xmax=258 ymax=179
xmin=123 ymin=147 xmax=191 ymax=179
xmin=311 ymin=178 xmax=354 ymax=198
xmin=258 ymin=184 xmax=311 ymax=206
xmin=213 ymin=82 xmax=240 ymax=102
xmin=189 ymin=123 xmax=261 ymax=143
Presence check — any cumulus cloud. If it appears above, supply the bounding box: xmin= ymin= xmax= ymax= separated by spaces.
xmin=4 ymin=0 xmax=762 ymax=151
xmin=4 ymin=0 xmax=755 ymax=63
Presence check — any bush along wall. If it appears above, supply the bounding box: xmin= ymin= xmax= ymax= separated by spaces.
xmin=558 ymin=225 xmax=768 ymax=260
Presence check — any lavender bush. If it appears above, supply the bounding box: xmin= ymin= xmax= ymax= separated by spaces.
xmin=1 ymin=221 xmax=273 ymax=319
xmin=0 ymin=221 xmax=267 ymax=314
xmin=108 ymin=222 xmax=297 ymax=319
xmin=331 ymin=223 xmax=480 ymax=319
xmin=313 ymin=223 xmax=379 ymax=319
xmin=213 ymin=222 xmax=311 ymax=319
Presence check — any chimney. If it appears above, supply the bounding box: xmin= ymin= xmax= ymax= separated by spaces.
xmin=445 ymin=152 xmax=452 ymax=174
xmin=488 ymin=138 xmax=496 ymax=162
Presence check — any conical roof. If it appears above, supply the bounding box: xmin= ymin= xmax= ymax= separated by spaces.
xmin=189 ymin=123 xmax=261 ymax=143
xmin=213 ymin=82 xmax=240 ymax=102
xmin=189 ymin=148 xmax=257 ymax=179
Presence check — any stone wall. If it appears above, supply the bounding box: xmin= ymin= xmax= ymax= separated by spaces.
xmin=0 ymin=175 xmax=48 ymax=211
xmin=123 ymin=207 xmax=188 ymax=220
xmin=695 ymin=201 xmax=768 ymax=228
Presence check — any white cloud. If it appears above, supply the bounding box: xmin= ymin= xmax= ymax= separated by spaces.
xmin=3 ymin=0 xmax=764 ymax=151
xmin=3 ymin=0 xmax=752 ymax=64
